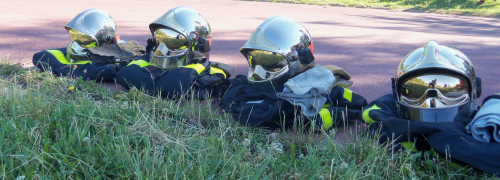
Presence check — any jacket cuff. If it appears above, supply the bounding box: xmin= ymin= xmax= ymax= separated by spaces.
xmin=482 ymin=93 xmax=500 ymax=106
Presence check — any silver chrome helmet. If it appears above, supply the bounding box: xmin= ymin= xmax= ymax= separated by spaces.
xmin=65 ymin=8 xmax=119 ymax=62
xmin=240 ymin=16 xmax=314 ymax=93
xmin=393 ymin=41 xmax=481 ymax=123
xmin=149 ymin=6 xmax=212 ymax=69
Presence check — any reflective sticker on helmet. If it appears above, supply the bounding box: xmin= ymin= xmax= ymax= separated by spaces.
xmin=362 ymin=104 xmax=381 ymax=124
xmin=248 ymin=55 xmax=253 ymax=67
xmin=343 ymin=88 xmax=353 ymax=102
xmin=319 ymin=107 xmax=333 ymax=130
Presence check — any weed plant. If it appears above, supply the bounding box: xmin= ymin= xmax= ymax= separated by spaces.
xmin=0 ymin=61 xmax=495 ymax=179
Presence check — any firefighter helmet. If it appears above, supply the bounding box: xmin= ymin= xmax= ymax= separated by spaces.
xmin=65 ymin=8 xmax=119 ymax=62
xmin=240 ymin=16 xmax=314 ymax=93
xmin=148 ymin=6 xmax=212 ymax=70
xmin=393 ymin=40 xmax=481 ymax=123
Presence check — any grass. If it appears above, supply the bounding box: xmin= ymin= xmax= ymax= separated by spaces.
xmin=258 ymin=0 xmax=500 ymax=17
xmin=0 ymin=60 xmax=496 ymax=179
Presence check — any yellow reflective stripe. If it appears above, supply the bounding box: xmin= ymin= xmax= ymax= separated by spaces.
xmin=210 ymin=67 xmax=226 ymax=78
xmin=319 ymin=108 xmax=333 ymax=130
xmin=248 ymin=55 xmax=253 ymax=67
xmin=362 ymin=104 xmax=381 ymax=124
xmin=179 ymin=46 xmax=187 ymax=50
xmin=183 ymin=63 xmax=205 ymax=74
xmin=46 ymin=50 xmax=91 ymax=65
xmin=343 ymin=88 xmax=353 ymax=102
xmin=128 ymin=60 xmax=150 ymax=67
xmin=401 ymin=141 xmax=419 ymax=153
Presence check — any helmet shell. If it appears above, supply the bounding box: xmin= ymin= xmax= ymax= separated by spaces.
xmin=65 ymin=8 xmax=119 ymax=47
xmin=240 ymin=16 xmax=313 ymax=62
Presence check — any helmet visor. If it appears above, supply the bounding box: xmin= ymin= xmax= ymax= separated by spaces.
xmin=68 ymin=28 xmax=98 ymax=48
xmin=150 ymin=55 xmax=185 ymax=70
xmin=246 ymin=49 xmax=289 ymax=81
xmin=154 ymin=28 xmax=189 ymax=53
xmin=400 ymin=74 xmax=470 ymax=108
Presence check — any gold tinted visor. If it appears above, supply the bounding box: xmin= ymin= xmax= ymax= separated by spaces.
xmin=154 ymin=28 xmax=188 ymax=54
xmin=68 ymin=28 xmax=98 ymax=48
xmin=400 ymin=74 xmax=470 ymax=108
xmin=246 ymin=49 xmax=289 ymax=81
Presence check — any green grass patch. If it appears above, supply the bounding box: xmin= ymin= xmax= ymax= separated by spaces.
xmin=259 ymin=0 xmax=500 ymax=17
xmin=0 ymin=60 xmax=495 ymax=179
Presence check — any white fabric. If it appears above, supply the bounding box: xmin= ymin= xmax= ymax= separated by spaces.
xmin=466 ymin=99 xmax=500 ymax=143
xmin=277 ymin=67 xmax=335 ymax=117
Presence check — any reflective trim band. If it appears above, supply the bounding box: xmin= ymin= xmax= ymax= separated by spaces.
xmin=210 ymin=67 xmax=226 ymax=78
xmin=343 ymin=88 xmax=353 ymax=102
xmin=400 ymin=141 xmax=418 ymax=153
xmin=362 ymin=104 xmax=381 ymax=124
xmin=183 ymin=63 xmax=205 ymax=74
xmin=319 ymin=108 xmax=333 ymax=130
xmin=46 ymin=50 xmax=91 ymax=65
xmin=128 ymin=60 xmax=150 ymax=67
xmin=248 ymin=55 xmax=253 ymax=67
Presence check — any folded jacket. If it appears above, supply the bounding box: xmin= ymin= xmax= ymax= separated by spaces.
xmin=466 ymin=98 xmax=500 ymax=143
xmin=277 ymin=67 xmax=334 ymax=117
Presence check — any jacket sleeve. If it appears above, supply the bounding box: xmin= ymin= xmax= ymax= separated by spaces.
xmin=360 ymin=94 xmax=401 ymax=124
xmin=32 ymin=48 xmax=72 ymax=71
xmin=364 ymin=94 xmax=500 ymax=176
xmin=115 ymin=59 xmax=163 ymax=94
xmin=306 ymin=87 xmax=368 ymax=130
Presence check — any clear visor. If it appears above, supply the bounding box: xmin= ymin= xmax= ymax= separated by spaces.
xmin=67 ymin=42 xmax=91 ymax=62
xmin=150 ymin=55 xmax=185 ymax=70
xmin=400 ymin=74 xmax=470 ymax=108
xmin=246 ymin=49 xmax=289 ymax=81
xmin=152 ymin=28 xmax=189 ymax=58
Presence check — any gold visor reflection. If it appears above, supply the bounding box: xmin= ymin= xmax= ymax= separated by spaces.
xmin=154 ymin=28 xmax=188 ymax=51
xmin=247 ymin=50 xmax=288 ymax=71
xmin=68 ymin=28 xmax=97 ymax=48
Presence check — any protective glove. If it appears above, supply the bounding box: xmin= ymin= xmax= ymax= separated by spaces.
xmin=297 ymin=47 xmax=315 ymax=65
xmin=321 ymin=65 xmax=353 ymax=91
xmin=146 ymin=38 xmax=156 ymax=53
xmin=332 ymin=76 xmax=353 ymax=88
xmin=322 ymin=65 xmax=351 ymax=80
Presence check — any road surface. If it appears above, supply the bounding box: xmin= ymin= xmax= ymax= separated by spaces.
xmin=1 ymin=0 xmax=499 ymax=103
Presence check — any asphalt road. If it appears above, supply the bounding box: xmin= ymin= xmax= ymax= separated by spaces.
xmin=1 ymin=0 xmax=500 ymax=103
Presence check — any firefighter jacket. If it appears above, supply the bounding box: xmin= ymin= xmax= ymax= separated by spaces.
xmin=362 ymin=94 xmax=500 ymax=177
xmin=217 ymin=75 xmax=367 ymax=130
xmin=32 ymin=47 xmax=122 ymax=82
xmin=115 ymin=54 xmax=233 ymax=100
